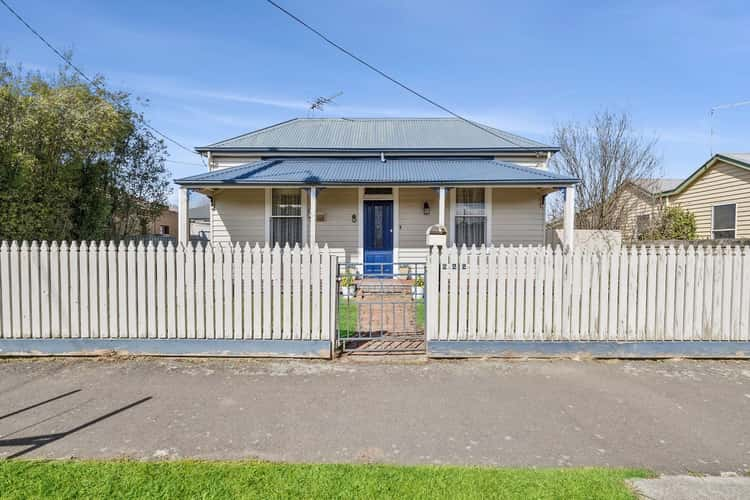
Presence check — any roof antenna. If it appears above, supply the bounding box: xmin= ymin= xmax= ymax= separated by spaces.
xmin=308 ymin=91 xmax=343 ymax=112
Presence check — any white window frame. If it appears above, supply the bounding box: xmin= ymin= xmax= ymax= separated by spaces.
xmin=269 ymin=188 xmax=303 ymax=246
xmin=453 ymin=187 xmax=489 ymax=247
xmin=711 ymin=203 xmax=737 ymax=240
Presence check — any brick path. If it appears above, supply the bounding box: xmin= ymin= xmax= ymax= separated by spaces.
xmin=356 ymin=293 xmax=420 ymax=336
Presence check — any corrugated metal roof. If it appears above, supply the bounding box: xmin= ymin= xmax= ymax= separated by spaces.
xmin=197 ymin=118 xmax=555 ymax=152
xmin=723 ymin=152 xmax=750 ymax=166
xmin=176 ymin=158 xmax=578 ymax=186
xmin=633 ymin=178 xmax=683 ymax=194
xmin=660 ymin=152 xmax=750 ymax=196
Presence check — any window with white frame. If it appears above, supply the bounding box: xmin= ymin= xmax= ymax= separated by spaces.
xmin=712 ymin=203 xmax=736 ymax=239
xmin=270 ymin=189 xmax=302 ymax=246
xmin=454 ymin=188 xmax=486 ymax=247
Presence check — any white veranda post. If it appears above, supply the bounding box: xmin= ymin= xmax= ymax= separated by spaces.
xmin=178 ymin=187 xmax=189 ymax=245
xmin=309 ymin=187 xmax=317 ymax=246
xmin=563 ymin=185 xmax=575 ymax=250
xmin=438 ymin=187 xmax=446 ymax=226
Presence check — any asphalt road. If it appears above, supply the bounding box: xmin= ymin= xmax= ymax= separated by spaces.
xmin=1 ymin=357 xmax=749 ymax=474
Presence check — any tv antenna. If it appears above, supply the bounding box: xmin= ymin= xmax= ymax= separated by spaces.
xmin=309 ymin=91 xmax=343 ymax=112
xmin=710 ymin=99 xmax=750 ymax=155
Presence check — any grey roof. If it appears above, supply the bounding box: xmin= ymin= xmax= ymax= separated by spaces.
xmin=660 ymin=152 xmax=750 ymax=196
xmin=189 ymin=203 xmax=210 ymax=220
xmin=632 ymin=178 xmax=683 ymax=194
xmin=722 ymin=152 xmax=750 ymax=166
xmin=176 ymin=158 xmax=578 ymax=186
xmin=197 ymin=118 xmax=556 ymax=152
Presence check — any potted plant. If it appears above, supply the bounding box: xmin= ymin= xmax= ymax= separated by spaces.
xmin=340 ymin=273 xmax=356 ymax=298
xmin=411 ymin=275 xmax=424 ymax=299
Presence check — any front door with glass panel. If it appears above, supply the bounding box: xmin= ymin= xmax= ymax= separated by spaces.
xmin=363 ymin=200 xmax=393 ymax=276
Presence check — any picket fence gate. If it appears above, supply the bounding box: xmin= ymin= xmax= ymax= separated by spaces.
xmin=0 ymin=241 xmax=337 ymax=346
xmin=426 ymin=244 xmax=750 ymax=342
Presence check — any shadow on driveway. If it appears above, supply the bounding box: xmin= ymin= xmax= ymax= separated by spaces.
xmin=0 ymin=396 xmax=152 ymax=459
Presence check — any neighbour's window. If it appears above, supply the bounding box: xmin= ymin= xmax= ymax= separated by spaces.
xmin=271 ymin=189 xmax=302 ymax=246
xmin=159 ymin=225 xmax=170 ymax=235
xmin=712 ymin=204 xmax=736 ymax=239
xmin=635 ymin=215 xmax=651 ymax=239
xmin=454 ymin=188 xmax=486 ymax=247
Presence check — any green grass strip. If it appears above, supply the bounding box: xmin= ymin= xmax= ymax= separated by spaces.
xmin=0 ymin=460 xmax=652 ymax=499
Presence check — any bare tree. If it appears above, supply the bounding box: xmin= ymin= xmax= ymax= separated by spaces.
xmin=550 ymin=111 xmax=661 ymax=230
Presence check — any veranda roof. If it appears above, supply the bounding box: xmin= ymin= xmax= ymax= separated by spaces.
xmin=176 ymin=158 xmax=578 ymax=187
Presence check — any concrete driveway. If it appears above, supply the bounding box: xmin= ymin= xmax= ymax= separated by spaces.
xmin=1 ymin=357 xmax=749 ymax=474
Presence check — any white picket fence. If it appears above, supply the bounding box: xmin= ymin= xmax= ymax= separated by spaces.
xmin=0 ymin=241 xmax=337 ymax=341
xmin=426 ymin=244 xmax=750 ymax=341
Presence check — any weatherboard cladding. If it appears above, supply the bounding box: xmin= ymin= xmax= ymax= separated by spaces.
xmin=199 ymin=118 xmax=554 ymax=151
xmin=176 ymin=158 xmax=578 ymax=186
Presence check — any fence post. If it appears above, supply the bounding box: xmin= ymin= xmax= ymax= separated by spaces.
xmin=30 ymin=241 xmax=41 ymax=338
xmin=300 ymin=245 xmax=310 ymax=340
xmin=741 ymin=245 xmax=750 ymax=341
xmin=40 ymin=241 xmax=51 ymax=339
xmin=426 ymin=246 xmax=440 ymax=341
xmin=282 ymin=243 xmax=292 ymax=340
xmin=0 ymin=242 xmax=9 ymax=338
xmin=683 ymin=245 xmax=696 ymax=341
xmin=291 ymin=244 xmax=301 ymax=340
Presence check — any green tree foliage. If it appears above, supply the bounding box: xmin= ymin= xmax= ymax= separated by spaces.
xmin=642 ymin=206 xmax=697 ymax=240
xmin=0 ymin=59 xmax=169 ymax=241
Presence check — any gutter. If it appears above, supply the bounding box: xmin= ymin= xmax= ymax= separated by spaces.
xmin=194 ymin=146 xmax=560 ymax=154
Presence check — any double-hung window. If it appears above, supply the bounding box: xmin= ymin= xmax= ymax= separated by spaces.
xmin=712 ymin=203 xmax=736 ymax=239
xmin=271 ymin=189 xmax=302 ymax=246
xmin=454 ymin=188 xmax=486 ymax=247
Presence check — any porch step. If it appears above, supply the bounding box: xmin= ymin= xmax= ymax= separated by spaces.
xmin=357 ymin=279 xmax=413 ymax=295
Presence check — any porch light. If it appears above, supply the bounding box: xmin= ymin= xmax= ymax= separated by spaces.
xmin=352 ymin=213 xmax=357 ymax=223
xmin=423 ymin=202 xmax=430 ymax=215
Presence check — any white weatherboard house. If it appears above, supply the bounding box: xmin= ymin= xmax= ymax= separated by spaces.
xmin=175 ymin=118 xmax=578 ymax=269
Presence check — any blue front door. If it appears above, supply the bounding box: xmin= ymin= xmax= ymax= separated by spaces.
xmin=363 ymin=200 xmax=393 ymax=276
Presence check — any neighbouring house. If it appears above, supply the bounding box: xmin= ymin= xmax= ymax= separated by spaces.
xmin=149 ymin=207 xmax=178 ymax=237
xmin=618 ymin=178 xmax=682 ymax=239
xmin=189 ymin=202 xmax=210 ymax=240
xmin=175 ymin=118 xmax=579 ymax=268
xmin=621 ymin=153 xmax=750 ymax=240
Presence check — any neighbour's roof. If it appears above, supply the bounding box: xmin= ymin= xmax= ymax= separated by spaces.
xmin=196 ymin=118 xmax=557 ymax=152
xmin=176 ymin=158 xmax=578 ymax=186
xmin=661 ymin=152 xmax=750 ymax=196
xmin=189 ymin=203 xmax=210 ymax=220
xmin=722 ymin=152 xmax=750 ymax=165
xmin=632 ymin=178 xmax=683 ymax=194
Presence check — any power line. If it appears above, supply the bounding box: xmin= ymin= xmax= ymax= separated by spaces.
xmin=0 ymin=0 xmax=205 ymax=166
xmin=264 ymin=0 xmax=521 ymax=146
xmin=166 ymin=159 xmax=206 ymax=167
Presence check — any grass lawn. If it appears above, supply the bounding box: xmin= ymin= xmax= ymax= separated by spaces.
xmin=0 ymin=461 xmax=651 ymax=499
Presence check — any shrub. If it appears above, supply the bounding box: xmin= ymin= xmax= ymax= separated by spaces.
xmin=649 ymin=206 xmax=697 ymax=240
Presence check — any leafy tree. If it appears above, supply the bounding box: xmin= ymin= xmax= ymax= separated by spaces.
xmin=0 ymin=57 xmax=169 ymax=241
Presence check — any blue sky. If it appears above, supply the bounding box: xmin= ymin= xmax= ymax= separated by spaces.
xmin=2 ymin=0 xmax=749 ymax=202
